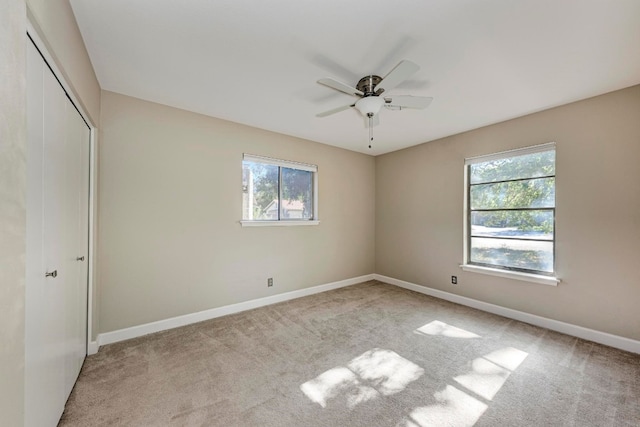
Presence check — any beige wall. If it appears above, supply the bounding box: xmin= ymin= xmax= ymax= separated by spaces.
xmin=98 ymin=91 xmax=376 ymax=333
xmin=26 ymin=0 xmax=101 ymax=124
xmin=0 ymin=1 xmax=27 ymax=424
xmin=376 ymin=85 xmax=640 ymax=341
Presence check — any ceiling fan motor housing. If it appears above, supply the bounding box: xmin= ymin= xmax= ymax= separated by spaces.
xmin=355 ymin=75 xmax=384 ymax=117
xmin=356 ymin=75 xmax=382 ymax=95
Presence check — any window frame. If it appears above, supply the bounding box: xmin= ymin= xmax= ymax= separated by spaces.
xmin=241 ymin=154 xmax=319 ymax=227
xmin=461 ymin=143 xmax=560 ymax=285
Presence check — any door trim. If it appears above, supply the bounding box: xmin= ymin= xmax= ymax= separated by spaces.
xmin=27 ymin=18 xmax=98 ymax=355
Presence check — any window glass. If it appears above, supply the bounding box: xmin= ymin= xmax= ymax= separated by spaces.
xmin=242 ymin=162 xmax=278 ymax=220
xmin=281 ymin=167 xmax=313 ymax=220
xmin=471 ymin=210 xmax=554 ymax=240
xmin=467 ymin=146 xmax=555 ymax=275
xmin=242 ymin=155 xmax=316 ymax=222
xmin=470 ymin=150 xmax=555 ymax=184
xmin=470 ymin=178 xmax=555 ymax=210
xmin=470 ymin=238 xmax=554 ymax=273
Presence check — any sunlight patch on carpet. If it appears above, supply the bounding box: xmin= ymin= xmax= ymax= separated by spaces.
xmin=397 ymin=347 xmax=527 ymax=426
xmin=300 ymin=348 xmax=424 ymax=409
xmin=415 ymin=320 xmax=481 ymax=339
xmin=483 ymin=347 xmax=528 ymax=371
xmin=454 ymin=347 xmax=528 ymax=401
xmin=397 ymin=385 xmax=488 ymax=427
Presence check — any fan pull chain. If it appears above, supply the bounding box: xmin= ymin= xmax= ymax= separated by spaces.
xmin=368 ymin=113 xmax=373 ymax=149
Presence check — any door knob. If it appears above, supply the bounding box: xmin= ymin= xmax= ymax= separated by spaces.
xmin=45 ymin=270 xmax=57 ymax=278
xmin=76 ymin=256 xmax=85 ymax=261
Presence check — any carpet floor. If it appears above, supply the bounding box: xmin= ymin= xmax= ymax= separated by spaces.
xmin=60 ymin=280 xmax=640 ymax=426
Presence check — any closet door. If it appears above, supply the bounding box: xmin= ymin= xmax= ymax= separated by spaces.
xmin=26 ymin=40 xmax=66 ymax=427
xmin=63 ymin=97 xmax=90 ymax=396
xmin=25 ymin=39 xmax=90 ymax=427
xmin=25 ymin=36 xmax=50 ymax=427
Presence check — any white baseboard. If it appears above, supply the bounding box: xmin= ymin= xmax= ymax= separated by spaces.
xmin=375 ymin=274 xmax=640 ymax=354
xmin=97 ymin=274 xmax=375 ymax=347
xmin=94 ymin=272 xmax=639 ymax=355
xmin=87 ymin=341 xmax=99 ymax=355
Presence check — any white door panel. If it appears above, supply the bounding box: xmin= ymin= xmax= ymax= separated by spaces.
xmin=26 ymin=39 xmax=90 ymax=427
xmin=42 ymin=47 xmax=68 ymax=425
xmin=63 ymin=103 xmax=89 ymax=397
xmin=25 ymin=39 xmax=52 ymax=427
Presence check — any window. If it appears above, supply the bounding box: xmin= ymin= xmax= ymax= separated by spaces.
xmin=242 ymin=154 xmax=318 ymax=225
xmin=464 ymin=143 xmax=556 ymax=277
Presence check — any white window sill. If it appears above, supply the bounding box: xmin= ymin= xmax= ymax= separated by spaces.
xmin=460 ymin=264 xmax=560 ymax=286
xmin=240 ymin=220 xmax=320 ymax=227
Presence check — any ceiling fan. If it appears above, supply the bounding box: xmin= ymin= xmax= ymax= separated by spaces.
xmin=316 ymin=60 xmax=433 ymax=147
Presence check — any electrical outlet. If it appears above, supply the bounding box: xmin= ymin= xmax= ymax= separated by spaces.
xmin=267 ymin=278 xmax=273 ymax=287
xmin=451 ymin=276 xmax=457 ymax=285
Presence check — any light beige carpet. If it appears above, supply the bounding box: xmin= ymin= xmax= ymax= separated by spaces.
xmin=61 ymin=281 xmax=640 ymax=426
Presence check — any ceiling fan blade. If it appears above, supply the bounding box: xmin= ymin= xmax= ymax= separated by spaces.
xmin=384 ymin=95 xmax=433 ymax=109
xmin=318 ymin=78 xmax=364 ymax=97
xmin=316 ymin=104 xmax=353 ymax=118
xmin=376 ymin=60 xmax=420 ymax=94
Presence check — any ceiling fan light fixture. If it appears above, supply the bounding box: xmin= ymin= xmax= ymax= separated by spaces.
xmin=355 ymin=96 xmax=384 ymax=117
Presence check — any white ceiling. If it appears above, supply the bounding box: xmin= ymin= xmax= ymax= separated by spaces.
xmin=70 ymin=0 xmax=640 ymax=156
